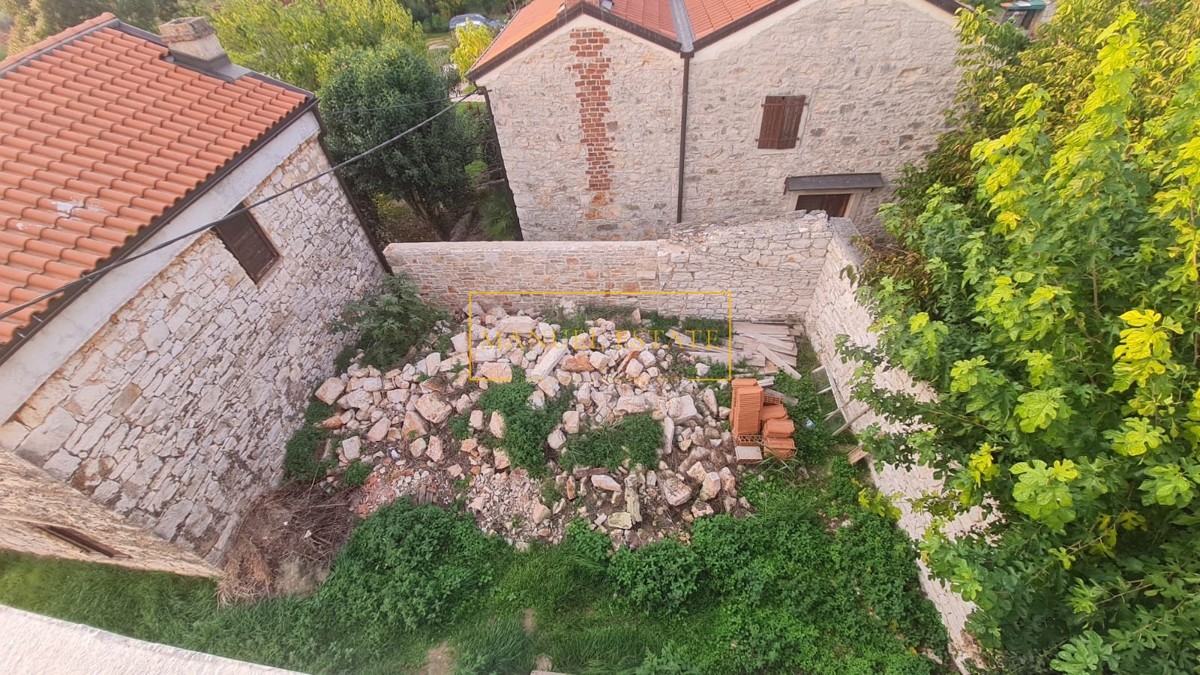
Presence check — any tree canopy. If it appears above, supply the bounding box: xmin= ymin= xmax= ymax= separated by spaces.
xmin=207 ymin=0 xmax=423 ymax=91
xmin=320 ymin=42 xmax=474 ymax=238
xmin=451 ymin=22 xmax=495 ymax=78
xmin=848 ymin=0 xmax=1200 ymax=672
xmin=1 ymin=0 xmax=178 ymax=49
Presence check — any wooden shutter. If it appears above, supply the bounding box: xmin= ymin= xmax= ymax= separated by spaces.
xmin=213 ymin=210 xmax=279 ymax=283
xmin=758 ymin=95 xmax=806 ymax=149
xmin=758 ymin=96 xmax=786 ymax=149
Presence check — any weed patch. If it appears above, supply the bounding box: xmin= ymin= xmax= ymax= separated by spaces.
xmin=560 ymin=413 xmax=662 ymax=471
xmin=283 ymin=400 xmax=336 ymax=483
xmin=477 ymin=369 xmax=572 ymax=475
xmin=342 ymin=461 xmax=371 ymax=488
xmin=331 ymin=274 xmax=447 ymax=370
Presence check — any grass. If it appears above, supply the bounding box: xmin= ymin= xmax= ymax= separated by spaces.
xmin=0 ymin=452 xmax=946 ymax=674
xmin=560 ymin=412 xmax=662 ymax=471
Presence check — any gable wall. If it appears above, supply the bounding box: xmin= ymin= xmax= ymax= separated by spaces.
xmin=481 ymin=16 xmax=684 ymax=240
xmin=683 ymin=0 xmax=960 ymax=235
xmin=0 ymin=129 xmax=384 ymax=569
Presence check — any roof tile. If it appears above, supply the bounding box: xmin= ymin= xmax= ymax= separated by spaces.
xmin=0 ymin=16 xmax=310 ymax=345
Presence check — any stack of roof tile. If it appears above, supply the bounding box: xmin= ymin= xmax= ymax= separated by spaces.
xmin=730 ymin=378 xmax=763 ymax=437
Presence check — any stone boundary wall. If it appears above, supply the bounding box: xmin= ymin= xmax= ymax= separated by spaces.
xmin=384 ymin=212 xmax=832 ymax=321
xmin=0 ymin=136 xmax=384 ymax=571
xmin=804 ymin=218 xmax=980 ymax=667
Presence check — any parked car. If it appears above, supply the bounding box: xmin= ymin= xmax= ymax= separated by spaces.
xmin=449 ymin=13 xmax=503 ymax=32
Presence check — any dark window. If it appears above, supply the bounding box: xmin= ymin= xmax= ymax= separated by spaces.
xmin=34 ymin=524 xmax=128 ymax=558
xmin=758 ymin=95 xmax=806 ymax=149
xmin=213 ymin=209 xmax=279 ymax=282
xmin=795 ymin=193 xmax=852 ymax=217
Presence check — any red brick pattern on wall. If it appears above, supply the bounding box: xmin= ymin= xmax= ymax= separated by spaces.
xmin=569 ymin=28 xmax=614 ymax=217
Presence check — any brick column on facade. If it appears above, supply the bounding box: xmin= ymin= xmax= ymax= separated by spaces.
xmin=569 ymin=28 xmax=615 ymax=224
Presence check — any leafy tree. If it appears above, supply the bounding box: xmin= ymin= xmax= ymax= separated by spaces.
xmin=321 ymin=42 xmax=475 ymax=237
xmin=451 ymin=21 xmax=494 ymax=77
xmin=1 ymin=0 xmax=179 ymax=49
xmin=207 ymin=0 xmax=422 ymax=91
xmin=846 ymin=1 xmax=1200 ymax=672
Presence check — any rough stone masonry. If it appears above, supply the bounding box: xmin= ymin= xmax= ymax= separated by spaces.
xmin=384 ymin=211 xmax=832 ymax=321
xmin=0 ymin=137 xmax=384 ymax=570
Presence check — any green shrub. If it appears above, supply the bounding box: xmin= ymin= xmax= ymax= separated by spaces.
xmin=609 ymin=539 xmax=700 ymax=614
xmin=479 ymin=188 xmax=520 ymax=241
xmin=477 ymin=370 xmax=571 ymax=475
xmin=318 ymin=501 xmax=506 ymax=635
xmin=342 ymin=460 xmax=371 ymax=488
xmin=560 ymin=413 xmax=662 ymax=470
xmin=331 ymin=274 xmax=447 ymax=369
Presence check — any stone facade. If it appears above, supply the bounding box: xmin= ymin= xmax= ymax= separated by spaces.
xmin=684 ymin=0 xmax=961 ymax=233
xmin=482 ymin=16 xmax=683 ymax=241
xmin=478 ymin=0 xmax=959 ymax=240
xmin=383 ymin=212 xmax=831 ymax=320
xmin=0 ymin=136 xmax=384 ymax=571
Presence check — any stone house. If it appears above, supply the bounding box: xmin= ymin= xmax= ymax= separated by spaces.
xmin=468 ymin=0 xmax=981 ymax=240
xmin=0 ymin=15 xmax=385 ymax=575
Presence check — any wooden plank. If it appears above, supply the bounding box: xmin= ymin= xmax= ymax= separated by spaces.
xmin=734 ymin=321 xmax=791 ymax=334
xmin=756 ymin=344 xmax=802 ymax=379
xmin=736 ymin=332 xmax=798 ymax=353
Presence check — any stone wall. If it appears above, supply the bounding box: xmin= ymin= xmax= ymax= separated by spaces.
xmin=384 ymin=212 xmax=831 ymax=320
xmin=684 ymin=0 xmax=960 ymax=236
xmin=804 ymin=217 xmax=981 ymax=666
xmin=480 ymin=16 xmax=682 ymax=241
xmin=0 ymin=136 xmax=384 ymax=569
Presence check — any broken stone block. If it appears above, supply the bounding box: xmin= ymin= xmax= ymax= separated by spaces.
xmin=315 ymin=377 xmax=346 ymax=405
xmin=659 ymin=475 xmax=693 ymax=506
xmin=341 ymin=436 xmax=361 ymax=461
xmin=489 ymin=411 xmax=506 ymax=438
xmin=590 ymin=474 xmax=622 ymax=491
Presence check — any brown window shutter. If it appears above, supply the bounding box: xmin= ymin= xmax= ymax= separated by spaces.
xmin=758 ymin=95 xmax=806 ymax=149
xmin=779 ymin=95 xmax=806 ymax=149
xmin=758 ymin=96 xmax=786 ymax=149
xmin=213 ymin=209 xmax=280 ymax=283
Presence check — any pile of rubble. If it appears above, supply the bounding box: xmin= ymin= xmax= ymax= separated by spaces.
xmin=311 ymin=302 xmax=758 ymax=548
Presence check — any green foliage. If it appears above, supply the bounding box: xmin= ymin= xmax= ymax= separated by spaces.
xmin=331 ymin=274 xmax=447 ymax=370
xmin=342 ymin=460 xmax=372 ymax=488
xmin=478 ymin=187 xmax=520 ymax=240
xmin=450 ymin=21 xmax=494 ymax=77
xmin=321 ymin=43 xmax=474 ymax=236
xmin=284 ymin=401 xmax=336 ymax=482
xmin=850 ymin=1 xmax=1200 ymax=670
xmin=477 ymin=369 xmax=572 ymax=475
xmin=0 ymin=456 xmax=945 ymax=673
xmin=609 ymin=539 xmax=701 ymax=614
xmin=1 ymin=0 xmax=179 ymax=50
xmin=208 ymin=0 xmax=421 ymax=91
xmin=449 ymin=413 xmax=472 ymax=440
xmin=560 ymin=412 xmax=662 ymax=470
xmin=319 ymin=501 xmax=506 ymax=636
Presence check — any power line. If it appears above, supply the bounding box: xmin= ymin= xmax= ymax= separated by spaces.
xmin=1 ymin=93 xmax=472 ymax=325
xmin=319 ymin=93 xmax=480 ymax=116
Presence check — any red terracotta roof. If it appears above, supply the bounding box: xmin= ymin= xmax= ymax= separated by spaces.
xmin=472 ymin=0 xmax=678 ymax=76
xmin=0 ymin=15 xmax=309 ymax=347
xmin=685 ymin=0 xmax=777 ymax=39
xmin=469 ymin=0 xmax=957 ymax=77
